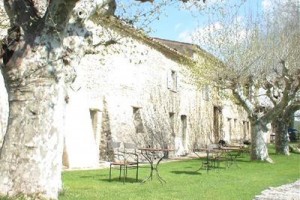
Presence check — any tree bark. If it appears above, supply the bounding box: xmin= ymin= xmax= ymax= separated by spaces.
xmin=232 ymin=86 xmax=272 ymax=161
xmin=0 ymin=33 xmax=73 ymax=198
xmin=0 ymin=0 xmax=112 ymax=199
xmin=250 ymin=120 xmax=271 ymax=161
xmin=0 ymin=40 xmax=67 ymax=199
xmin=272 ymin=118 xmax=290 ymax=155
xmin=273 ymin=105 xmax=300 ymax=155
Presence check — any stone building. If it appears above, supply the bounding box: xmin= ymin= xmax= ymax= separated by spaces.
xmin=0 ymin=16 xmax=250 ymax=169
xmin=61 ymin=17 xmax=250 ymax=168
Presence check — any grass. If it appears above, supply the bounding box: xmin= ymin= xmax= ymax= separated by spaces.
xmin=59 ymin=144 xmax=300 ymax=200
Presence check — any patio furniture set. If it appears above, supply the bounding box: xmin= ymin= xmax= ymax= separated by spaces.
xmin=107 ymin=141 xmax=248 ymax=184
xmin=108 ymin=141 xmax=174 ymax=184
xmin=193 ymin=143 xmax=247 ymax=172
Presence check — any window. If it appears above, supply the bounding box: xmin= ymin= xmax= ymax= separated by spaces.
xmin=234 ymin=119 xmax=237 ymax=131
xmin=181 ymin=115 xmax=187 ymax=146
xmin=202 ymin=85 xmax=210 ymax=101
xmin=167 ymin=70 xmax=177 ymax=92
xmin=169 ymin=112 xmax=175 ymax=136
xmin=243 ymin=121 xmax=250 ymax=139
xmin=227 ymin=118 xmax=232 ymax=140
xmin=133 ymin=107 xmax=144 ymax=133
xmin=89 ymin=109 xmax=100 ymax=140
xmin=213 ymin=106 xmax=221 ymax=141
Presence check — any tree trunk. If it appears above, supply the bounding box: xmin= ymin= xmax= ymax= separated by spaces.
xmin=272 ymin=106 xmax=299 ymax=155
xmin=0 ymin=40 xmax=69 ymax=199
xmin=250 ymin=120 xmax=272 ymax=162
xmin=272 ymin=118 xmax=290 ymax=155
xmin=0 ymin=0 xmax=111 ymax=198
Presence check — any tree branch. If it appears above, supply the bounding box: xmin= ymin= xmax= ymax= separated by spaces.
xmin=232 ymin=83 xmax=255 ymax=116
xmin=263 ymin=60 xmax=298 ymax=122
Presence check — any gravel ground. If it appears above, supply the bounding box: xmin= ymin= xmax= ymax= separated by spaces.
xmin=254 ymin=180 xmax=300 ymax=200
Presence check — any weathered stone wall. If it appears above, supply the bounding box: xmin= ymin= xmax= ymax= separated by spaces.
xmin=222 ymin=99 xmax=251 ymax=144
xmin=68 ymin=18 xmax=250 ymax=162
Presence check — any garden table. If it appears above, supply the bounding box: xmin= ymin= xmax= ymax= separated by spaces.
xmin=220 ymin=146 xmax=243 ymax=168
xmin=139 ymin=147 xmax=174 ymax=184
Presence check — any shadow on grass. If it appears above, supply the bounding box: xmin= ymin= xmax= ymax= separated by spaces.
xmin=170 ymin=170 xmax=202 ymax=175
xmin=100 ymin=177 xmax=140 ymax=183
xmin=79 ymin=174 xmax=106 ymax=178
xmin=234 ymin=158 xmax=251 ymax=163
xmin=77 ymin=173 xmax=139 ymax=183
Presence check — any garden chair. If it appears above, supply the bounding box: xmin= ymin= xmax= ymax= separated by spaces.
xmin=202 ymin=144 xmax=227 ymax=170
xmin=206 ymin=144 xmax=220 ymax=169
xmin=198 ymin=144 xmax=219 ymax=171
xmin=108 ymin=142 xmax=139 ymax=183
xmin=212 ymin=149 xmax=228 ymax=169
xmin=123 ymin=142 xmax=139 ymax=180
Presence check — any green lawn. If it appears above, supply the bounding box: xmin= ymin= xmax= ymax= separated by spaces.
xmin=60 ymin=145 xmax=300 ymax=200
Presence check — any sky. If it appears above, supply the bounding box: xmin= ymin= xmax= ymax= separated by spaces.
xmin=144 ymin=0 xmax=272 ymax=42
xmin=147 ymin=4 xmax=204 ymax=41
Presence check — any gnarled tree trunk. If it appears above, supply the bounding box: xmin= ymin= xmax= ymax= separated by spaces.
xmin=273 ymin=105 xmax=300 ymax=155
xmin=272 ymin=118 xmax=290 ymax=155
xmin=250 ymin=120 xmax=271 ymax=161
xmin=0 ymin=36 xmax=73 ymax=198
xmin=0 ymin=0 xmax=112 ymax=199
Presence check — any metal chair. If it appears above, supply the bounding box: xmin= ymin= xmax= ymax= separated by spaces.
xmin=213 ymin=149 xmax=228 ymax=169
xmin=207 ymin=144 xmax=227 ymax=169
xmin=108 ymin=142 xmax=139 ymax=183
xmin=123 ymin=142 xmax=139 ymax=181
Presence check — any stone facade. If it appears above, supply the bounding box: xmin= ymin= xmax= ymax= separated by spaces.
xmin=0 ymin=16 xmax=250 ymax=169
xmin=61 ymin=18 xmax=250 ymax=168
